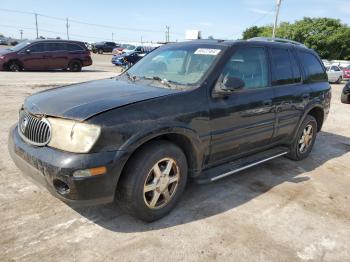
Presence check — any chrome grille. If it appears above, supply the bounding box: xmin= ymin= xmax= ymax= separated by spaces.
xmin=18 ymin=111 xmax=51 ymax=146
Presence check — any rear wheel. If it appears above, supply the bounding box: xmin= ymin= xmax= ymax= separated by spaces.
xmin=68 ymin=60 xmax=82 ymax=72
xmin=8 ymin=61 xmax=21 ymax=72
xmin=287 ymin=115 xmax=317 ymax=161
xmin=117 ymin=140 xmax=188 ymax=222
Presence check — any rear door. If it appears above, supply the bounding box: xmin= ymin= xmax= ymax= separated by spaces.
xmin=208 ymin=46 xmax=275 ymax=164
xmin=270 ymin=47 xmax=307 ymax=143
xmin=46 ymin=42 xmax=69 ymax=69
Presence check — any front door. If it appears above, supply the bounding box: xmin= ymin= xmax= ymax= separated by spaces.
xmin=20 ymin=42 xmax=48 ymax=70
xmin=208 ymin=46 xmax=275 ymax=165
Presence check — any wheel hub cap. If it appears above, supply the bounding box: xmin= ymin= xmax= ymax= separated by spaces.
xmin=143 ymin=158 xmax=180 ymax=209
xmin=298 ymin=124 xmax=314 ymax=153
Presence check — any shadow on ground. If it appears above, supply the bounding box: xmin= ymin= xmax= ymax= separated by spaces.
xmin=73 ymin=131 xmax=350 ymax=232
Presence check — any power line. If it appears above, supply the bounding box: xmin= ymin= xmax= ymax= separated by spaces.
xmin=0 ymin=8 xmax=183 ymax=35
xmin=0 ymin=24 xmax=151 ymax=43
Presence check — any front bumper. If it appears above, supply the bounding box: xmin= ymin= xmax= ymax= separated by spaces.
xmin=8 ymin=125 xmax=128 ymax=206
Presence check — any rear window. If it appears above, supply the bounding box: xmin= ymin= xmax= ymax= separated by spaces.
xmin=298 ymin=51 xmax=327 ymax=83
xmin=270 ymin=48 xmax=301 ymax=85
xmin=67 ymin=43 xmax=84 ymax=51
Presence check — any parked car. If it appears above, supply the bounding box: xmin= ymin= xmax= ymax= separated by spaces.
xmin=341 ymin=81 xmax=350 ymax=104
xmin=341 ymin=65 xmax=350 ymax=80
xmin=92 ymin=42 xmax=119 ymax=54
xmin=111 ymin=47 xmax=155 ymax=67
xmin=0 ymin=39 xmax=92 ymax=72
xmin=8 ymin=38 xmax=331 ymax=222
xmin=112 ymin=44 xmax=136 ymax=55
xmin=326 ymin=65 xmax=343 ymax=83
xmin=322 ymin=59 xmax=331 ymax=67
xmin=0 ymin=37 xmax=8 ymax=45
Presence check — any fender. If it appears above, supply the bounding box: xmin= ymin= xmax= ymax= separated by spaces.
xmin=119 ymin=124 xmax=206 ymax=174
xmin=291 ymin=102 xmax=324 ymax=143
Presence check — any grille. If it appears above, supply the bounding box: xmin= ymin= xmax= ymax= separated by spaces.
xmin=18 ymin=111 xmax=51 ymax=146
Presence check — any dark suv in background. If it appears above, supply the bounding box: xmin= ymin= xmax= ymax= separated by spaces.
xmin=92 ymin=41 xmax=119 ymax=54
xmin=0 ymin=39 xmax=92 ymax=72
xmin=8 ymin=38 xmax=331 ymax=222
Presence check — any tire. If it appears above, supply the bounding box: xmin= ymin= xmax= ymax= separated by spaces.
xmin=8 ymin=61 xmax=21 ymax=72
xmin=68 ymin=60 xmax=82 ymax=72
xmin=98 ymin=49 xmax=103 ymax=54
xmin=117 ymin=140 xmax=188 ymax=222
xmin=287 ymin=115 xmax=317 ymax=161
xmin=336 ymin=76 xmax=342 ymax=84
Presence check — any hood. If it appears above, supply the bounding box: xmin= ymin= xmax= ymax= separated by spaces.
xmin=24 ymin=78 xmax=182 ymax=121
xmin=0 ymin=49 xmax=13 ymax=56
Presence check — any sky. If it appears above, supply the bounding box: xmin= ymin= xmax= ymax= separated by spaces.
xmin=1 ymin=0 xmax=350 ymax=43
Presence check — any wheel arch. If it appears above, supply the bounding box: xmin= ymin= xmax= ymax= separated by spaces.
xmin=114 ymin=128 xmax=205 ymax=191
xmin=5 ymin=59 xmax=23 ymax=70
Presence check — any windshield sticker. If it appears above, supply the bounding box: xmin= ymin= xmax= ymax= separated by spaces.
xmin=194 ymin=48 xmax=221 ymax=55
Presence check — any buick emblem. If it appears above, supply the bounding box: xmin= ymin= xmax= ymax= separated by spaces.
xmin=20 ymin=116 xmax=28 ymax=133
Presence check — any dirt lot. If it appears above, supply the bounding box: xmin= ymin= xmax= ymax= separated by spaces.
xmin=0 ymin=54 xmax=349 ymax=261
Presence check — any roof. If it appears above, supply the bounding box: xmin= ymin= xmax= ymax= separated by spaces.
xmin=170 ymin=38 xmax=309 ymax=51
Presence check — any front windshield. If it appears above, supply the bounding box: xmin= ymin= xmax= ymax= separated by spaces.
xmin=126 ymin=45 xmax=223 ymax=86
xmin=10 ymin=41 xmax=30 ymax=51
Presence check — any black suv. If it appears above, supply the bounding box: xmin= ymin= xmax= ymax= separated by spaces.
xmin=8 ymin=38 xmax=331 ymax=221
xmin=92 ymin=41 xmax=119 ymax=54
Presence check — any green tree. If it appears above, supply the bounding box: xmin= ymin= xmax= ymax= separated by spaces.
xmin=242 ymin=17 xmax=350 ymax=60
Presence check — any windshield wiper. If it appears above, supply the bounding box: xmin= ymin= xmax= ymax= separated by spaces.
xmin=142 ymin=76 xmax=172 ymax=87
xmin=122 ymin=71 xmax=136 ymax=82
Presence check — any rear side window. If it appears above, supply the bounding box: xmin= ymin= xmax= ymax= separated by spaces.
xmin=298 ymin=51 xmax=327 ymax=83
xmin=46 ymin=43 xmax=66 ymax=51
xmin=270 ymin=48 xmax=300 ymax=85
xmin=67 ymin=43 xmax=84 ymax=51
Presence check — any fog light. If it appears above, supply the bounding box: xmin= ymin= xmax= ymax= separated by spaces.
xmin=73 ymin=166 xmax=107 ymax=178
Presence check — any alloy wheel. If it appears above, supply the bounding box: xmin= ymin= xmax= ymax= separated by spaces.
xmin=298 ymin=124 xmax=314 ymax=153
xmin=143 ymin=158 xmax=180 ymax=209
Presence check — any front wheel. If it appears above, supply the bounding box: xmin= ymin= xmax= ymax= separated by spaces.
xmin=287 ymin=115 xmax=317 ymax=161
xmin=117 ymin=140 xmax=188 ymax=222
xmin=8 ymin=61 xmax=22 ymax=72
xmin=336 ymin=76 xmax=343 ymax=84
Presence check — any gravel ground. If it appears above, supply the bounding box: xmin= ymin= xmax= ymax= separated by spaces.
xmin=0 ymin=54 xmax=349 ymax=262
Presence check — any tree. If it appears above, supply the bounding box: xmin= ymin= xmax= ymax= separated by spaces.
xmin=242 ymin=17 xmax=350 ymax=60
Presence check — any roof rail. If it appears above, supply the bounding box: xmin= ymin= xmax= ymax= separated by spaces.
xmin=248 ymin=37 xmax=307 ymax=48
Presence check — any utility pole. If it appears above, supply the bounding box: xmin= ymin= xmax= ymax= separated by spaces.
xmin=272 ymin=0 xmax=282 ymax=38
xmin=34 ymin=13 xmax=39 ymax=39
xmin=66 ymin=18 xmax=70 ymax=40
xmin=19 ymin=29 xmax=23 ymax=40
xmin=165 ymin=26 xmax=170 ymax=42
xmin=140 ymin=36 xmax=143 ymax=44
xmin=112 ymin=32 xmax=114 ymax=41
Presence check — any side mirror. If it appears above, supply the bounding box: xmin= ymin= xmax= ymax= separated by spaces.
xmin=221 ymin=76 xmax=245 ymax=92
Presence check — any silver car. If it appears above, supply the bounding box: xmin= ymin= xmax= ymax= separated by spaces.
xmin=326 ymin=65 xmax=343 ymax=83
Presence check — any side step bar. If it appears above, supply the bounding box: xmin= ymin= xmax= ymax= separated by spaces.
xmin=194 ymin=147 xmax=289 ymax=184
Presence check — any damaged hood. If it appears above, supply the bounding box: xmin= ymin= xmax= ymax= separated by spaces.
xmin=24 ymin=78 xmax=181 ymax=121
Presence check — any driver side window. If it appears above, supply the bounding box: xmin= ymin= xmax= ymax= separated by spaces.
xmin=219 ymin=47 xmax=269 ymax=89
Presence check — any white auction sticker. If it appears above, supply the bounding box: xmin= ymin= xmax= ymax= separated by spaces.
xmin=194 ymin=48 xmax=221 ymax=55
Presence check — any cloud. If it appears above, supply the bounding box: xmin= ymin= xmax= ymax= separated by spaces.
xmin=249 ymin=8 xmax=274 ymax=15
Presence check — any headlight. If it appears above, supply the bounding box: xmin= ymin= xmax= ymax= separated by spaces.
xmin=0 ymin=56 xmax=4 ymax=60
xmin=47 ymin=117 xmax=101 ymax=153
